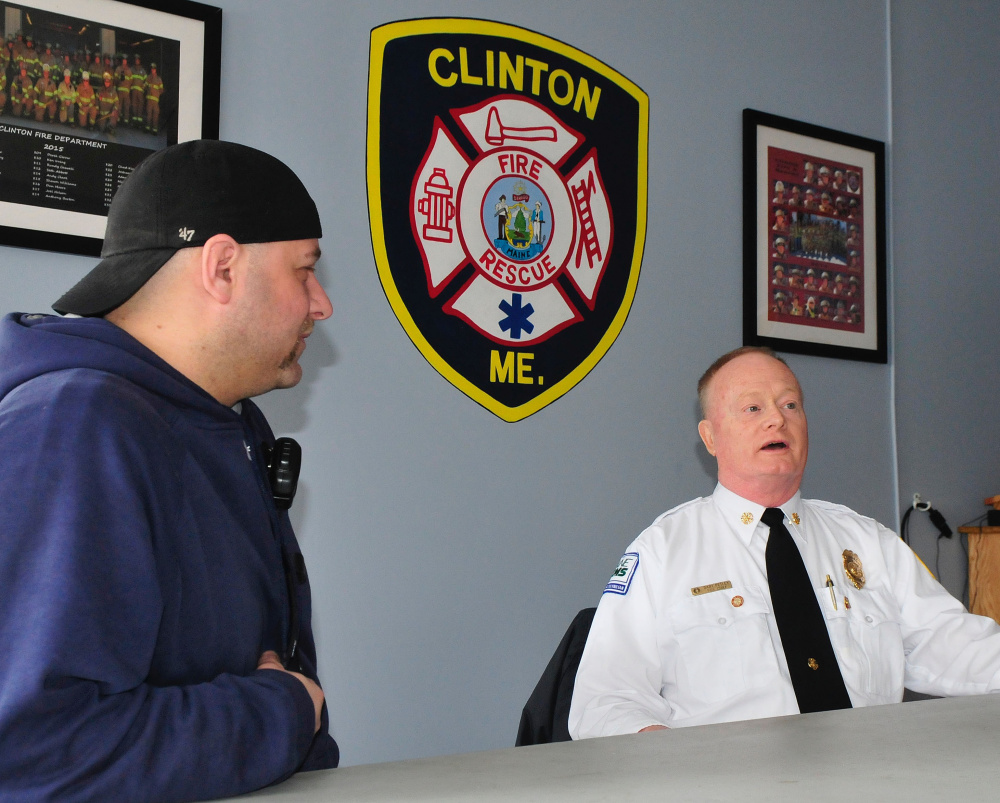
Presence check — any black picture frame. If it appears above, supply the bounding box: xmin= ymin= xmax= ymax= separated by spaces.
xmin=743 ymin=109 xmax=887 ymax=363
xmin=0 ymin=0 xmax=221 ymax=257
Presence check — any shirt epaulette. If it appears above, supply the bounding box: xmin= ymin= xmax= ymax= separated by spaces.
xmin=650 ymin=495 xmax=710 ymax=525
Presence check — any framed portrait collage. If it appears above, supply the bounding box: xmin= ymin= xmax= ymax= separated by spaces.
xmin=743 ymin=108 xmax=887 ymax=363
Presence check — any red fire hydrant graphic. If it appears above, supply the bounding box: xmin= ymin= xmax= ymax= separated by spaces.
xmin=417 ymin=168 xmax=456 ymax=243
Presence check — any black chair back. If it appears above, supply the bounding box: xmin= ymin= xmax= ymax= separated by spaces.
xmin=515 ymin=607 xmax=596 ymax=746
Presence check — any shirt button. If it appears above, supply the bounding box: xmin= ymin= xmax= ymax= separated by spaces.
xmin=865 ymin=615 xmax=874 ymax=623
xmin=718 ymin=617 xmax=727 ymax=625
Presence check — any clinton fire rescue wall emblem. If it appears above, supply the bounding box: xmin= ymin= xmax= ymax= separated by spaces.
xmin=368 ymin=19 xmax=648 ymax=421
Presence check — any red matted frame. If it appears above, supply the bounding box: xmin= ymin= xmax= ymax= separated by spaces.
xmin=743 ymin=109 xmax=886 ymax=363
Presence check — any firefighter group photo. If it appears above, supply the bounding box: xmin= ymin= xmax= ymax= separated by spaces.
xmin=0 ymin=5 xmax=177 ymax=146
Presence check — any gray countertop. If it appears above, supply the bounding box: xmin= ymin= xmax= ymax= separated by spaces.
xmin=232 ymin=694 xmax=1000 ymax=801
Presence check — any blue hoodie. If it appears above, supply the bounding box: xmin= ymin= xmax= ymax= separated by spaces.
xmin=0 ymin=313 xmax=338 ymax=802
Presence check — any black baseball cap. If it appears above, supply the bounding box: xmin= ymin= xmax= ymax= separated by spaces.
xmin=53 ymin=139 xmax=322 ymax=317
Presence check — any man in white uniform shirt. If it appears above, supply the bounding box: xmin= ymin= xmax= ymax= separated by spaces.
xmin=569 ymin=346 xmax=1000 ymax=739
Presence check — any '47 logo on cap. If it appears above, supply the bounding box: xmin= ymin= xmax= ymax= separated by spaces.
xmin=368 ymin=19 xmax=648 ymax=421
xmin=178 ymin=227 xmax=195 ymax=242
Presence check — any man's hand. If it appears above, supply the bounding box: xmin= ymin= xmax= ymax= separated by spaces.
xmin=257 ymin=650 xmax=324 ymax=734
xmin=638 ymin=725 xmax=668 ymax=733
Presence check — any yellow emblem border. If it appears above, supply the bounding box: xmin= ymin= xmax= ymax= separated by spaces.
xmin=367 ymin=18 xmax=649 ymax=422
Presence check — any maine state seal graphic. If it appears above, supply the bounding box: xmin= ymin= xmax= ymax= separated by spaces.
xmin=368 ymin=18 xmax=648 ymax=421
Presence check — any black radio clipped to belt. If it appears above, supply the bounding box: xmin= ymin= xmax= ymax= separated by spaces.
xmin=262 ymin=437 xmax=301 ymax=510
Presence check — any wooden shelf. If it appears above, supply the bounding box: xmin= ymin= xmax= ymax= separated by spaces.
xmin=959 ymin=526 xmax=1000 ymax=623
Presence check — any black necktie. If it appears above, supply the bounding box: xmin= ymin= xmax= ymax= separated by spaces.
xmin=762 ymin=507 xmax=852 ymax=713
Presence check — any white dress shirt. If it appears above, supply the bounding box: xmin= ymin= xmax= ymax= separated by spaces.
xmin=569 ymin=484 xmax=1000 ymax=739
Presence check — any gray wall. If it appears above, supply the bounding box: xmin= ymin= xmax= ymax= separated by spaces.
xmin=0 ymin=0 xmax=995 ymax=767
xmin=891 ymin=0 xmax=1000 ymax=598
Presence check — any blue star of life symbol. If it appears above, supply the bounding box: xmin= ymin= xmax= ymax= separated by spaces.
xmin=499 ymin=293 xmax=535 ymax=339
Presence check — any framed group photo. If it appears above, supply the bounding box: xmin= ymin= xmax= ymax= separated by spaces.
xmin=743 ymin=108 xmax=887 ymax=363
xmin=0 ymin=0 xmax=221 ymax=257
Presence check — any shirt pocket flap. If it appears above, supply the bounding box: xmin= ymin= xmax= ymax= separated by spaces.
xmin=843 ymin=588 xmax=896 ymax=628
xmin=671 ymin=585 xmax=769 ymax=632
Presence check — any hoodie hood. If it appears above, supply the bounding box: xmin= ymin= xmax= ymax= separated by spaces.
xmin=0 ymin=312 xmax=231 ymax=421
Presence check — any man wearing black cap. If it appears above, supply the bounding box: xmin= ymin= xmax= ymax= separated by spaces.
xmin=0 ymin=140 xmax=338 ymax=801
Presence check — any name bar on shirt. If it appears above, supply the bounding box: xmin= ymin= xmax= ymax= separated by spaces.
xmin=691 ymin=580 xmax=733 ymax=596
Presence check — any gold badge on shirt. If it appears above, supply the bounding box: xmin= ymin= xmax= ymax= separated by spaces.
xmin=843 ymin=550 xmax=865 ymax=589
xmin=790 ymin=513 xmax=800 ymax=525
xmin=740 ymin=512 xmax=754 ymax=525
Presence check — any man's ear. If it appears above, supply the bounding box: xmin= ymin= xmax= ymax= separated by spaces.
xmin=200 ymin=233 xmax=241 ymax=304
xmin=698 ymin=419 xmax=717 ymax=456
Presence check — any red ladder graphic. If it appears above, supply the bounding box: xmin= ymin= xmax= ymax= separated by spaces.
xmin=572 ymin=171 xmax=602 ymax=269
